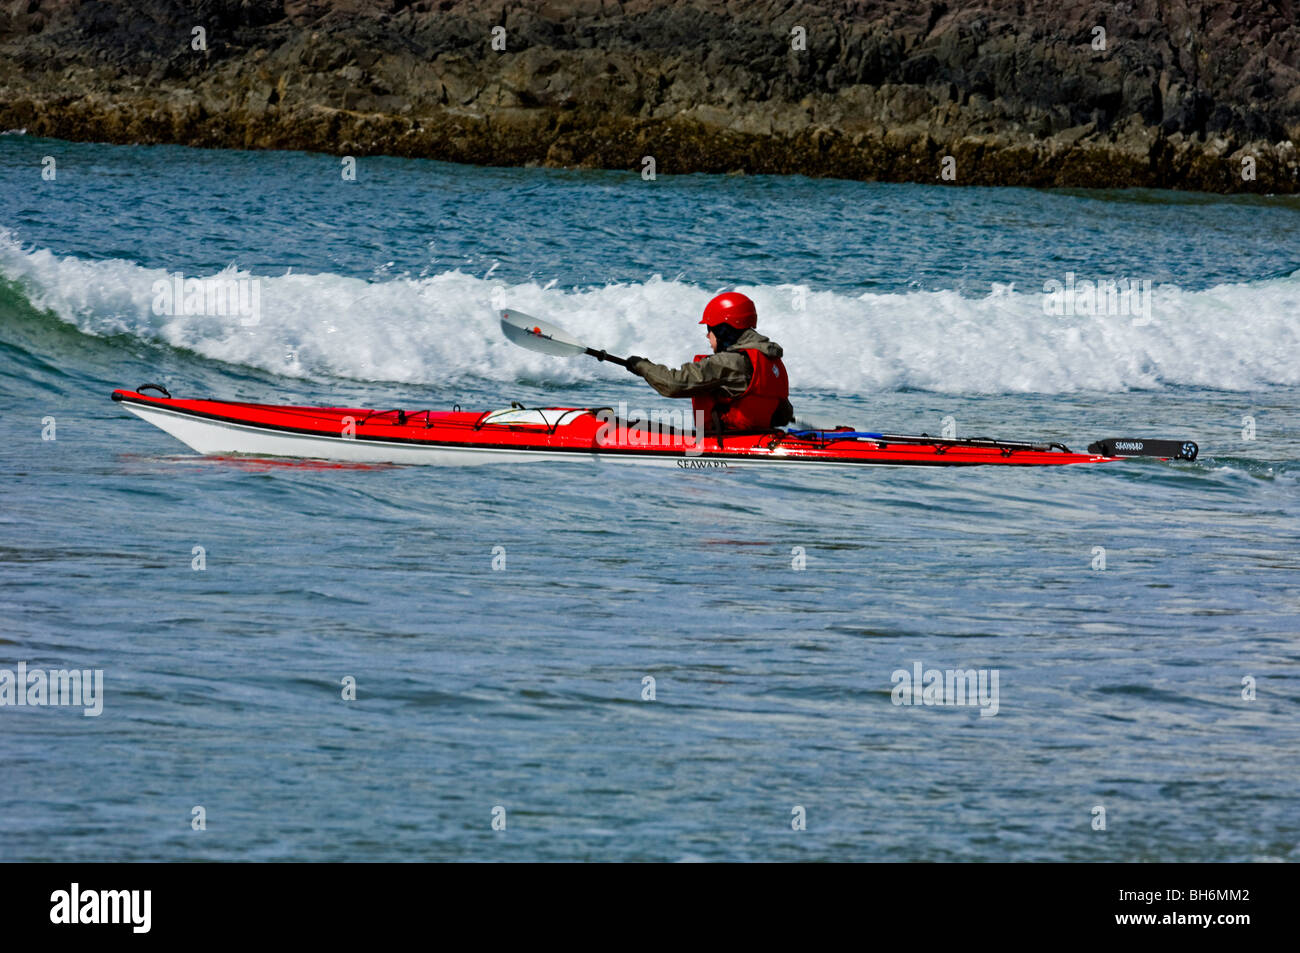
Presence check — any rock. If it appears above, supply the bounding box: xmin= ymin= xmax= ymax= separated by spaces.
xmin=0 ymin=0 xmax=1295 ymax=192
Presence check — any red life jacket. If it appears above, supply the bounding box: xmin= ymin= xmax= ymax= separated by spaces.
xmin=690 ymin=348 xmax=790 ymax=433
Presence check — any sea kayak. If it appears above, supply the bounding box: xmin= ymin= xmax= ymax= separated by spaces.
xmin=111 ymin=386 xmax=1198 ymax=469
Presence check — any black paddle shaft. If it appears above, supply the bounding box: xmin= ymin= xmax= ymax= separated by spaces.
xmin=586 ymin=347 xmax=633 ymax=369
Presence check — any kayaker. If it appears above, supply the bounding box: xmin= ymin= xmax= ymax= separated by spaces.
xmin=624 ymin=291 xmax=794 ymax=433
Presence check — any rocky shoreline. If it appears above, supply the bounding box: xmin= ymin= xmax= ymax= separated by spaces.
xmin=2 ymin=0 xmax=1297 ymax=192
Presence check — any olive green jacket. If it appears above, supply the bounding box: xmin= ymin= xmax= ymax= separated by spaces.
xmin=628 ymin=330 xmax=793 ymax=425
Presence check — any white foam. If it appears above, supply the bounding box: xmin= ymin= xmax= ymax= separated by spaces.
xmin=2 ymin=230 xmax=1297 ymax=394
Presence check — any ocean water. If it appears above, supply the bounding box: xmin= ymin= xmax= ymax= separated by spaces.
xmin=1 ymin=135 xmax=1298 ymax=861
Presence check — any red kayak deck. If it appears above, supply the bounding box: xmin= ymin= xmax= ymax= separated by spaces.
xmin=111 ymin=389 xmax=1119 ymax=467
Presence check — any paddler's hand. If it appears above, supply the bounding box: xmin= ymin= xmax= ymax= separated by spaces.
xmin=624 ymin=356 xmax=646 ymax=375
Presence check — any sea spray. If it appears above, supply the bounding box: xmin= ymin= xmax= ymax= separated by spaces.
xmin=1 ymin=231 xmax=1297 ymax=394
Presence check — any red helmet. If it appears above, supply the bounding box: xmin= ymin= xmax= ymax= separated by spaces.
xmin=699 ymin=291 xmax=757 ymax=330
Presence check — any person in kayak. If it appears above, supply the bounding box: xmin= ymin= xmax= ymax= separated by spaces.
xmin=624 ymin=291 xmax=794 ymax=434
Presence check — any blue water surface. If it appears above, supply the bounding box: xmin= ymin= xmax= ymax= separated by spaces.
xmin=1 ymin=136 xmax=1298 ymax=861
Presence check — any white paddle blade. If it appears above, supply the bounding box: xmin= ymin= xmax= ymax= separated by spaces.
xmin=500 ymin=309 xmax=588 ymax=357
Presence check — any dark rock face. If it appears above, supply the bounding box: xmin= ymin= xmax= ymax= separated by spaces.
xmin=1 ymin=0 xmax=1296 ymax=191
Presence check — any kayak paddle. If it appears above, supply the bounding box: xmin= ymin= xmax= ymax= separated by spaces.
xmin=500 ymin=309 xmax=633 ymax=368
